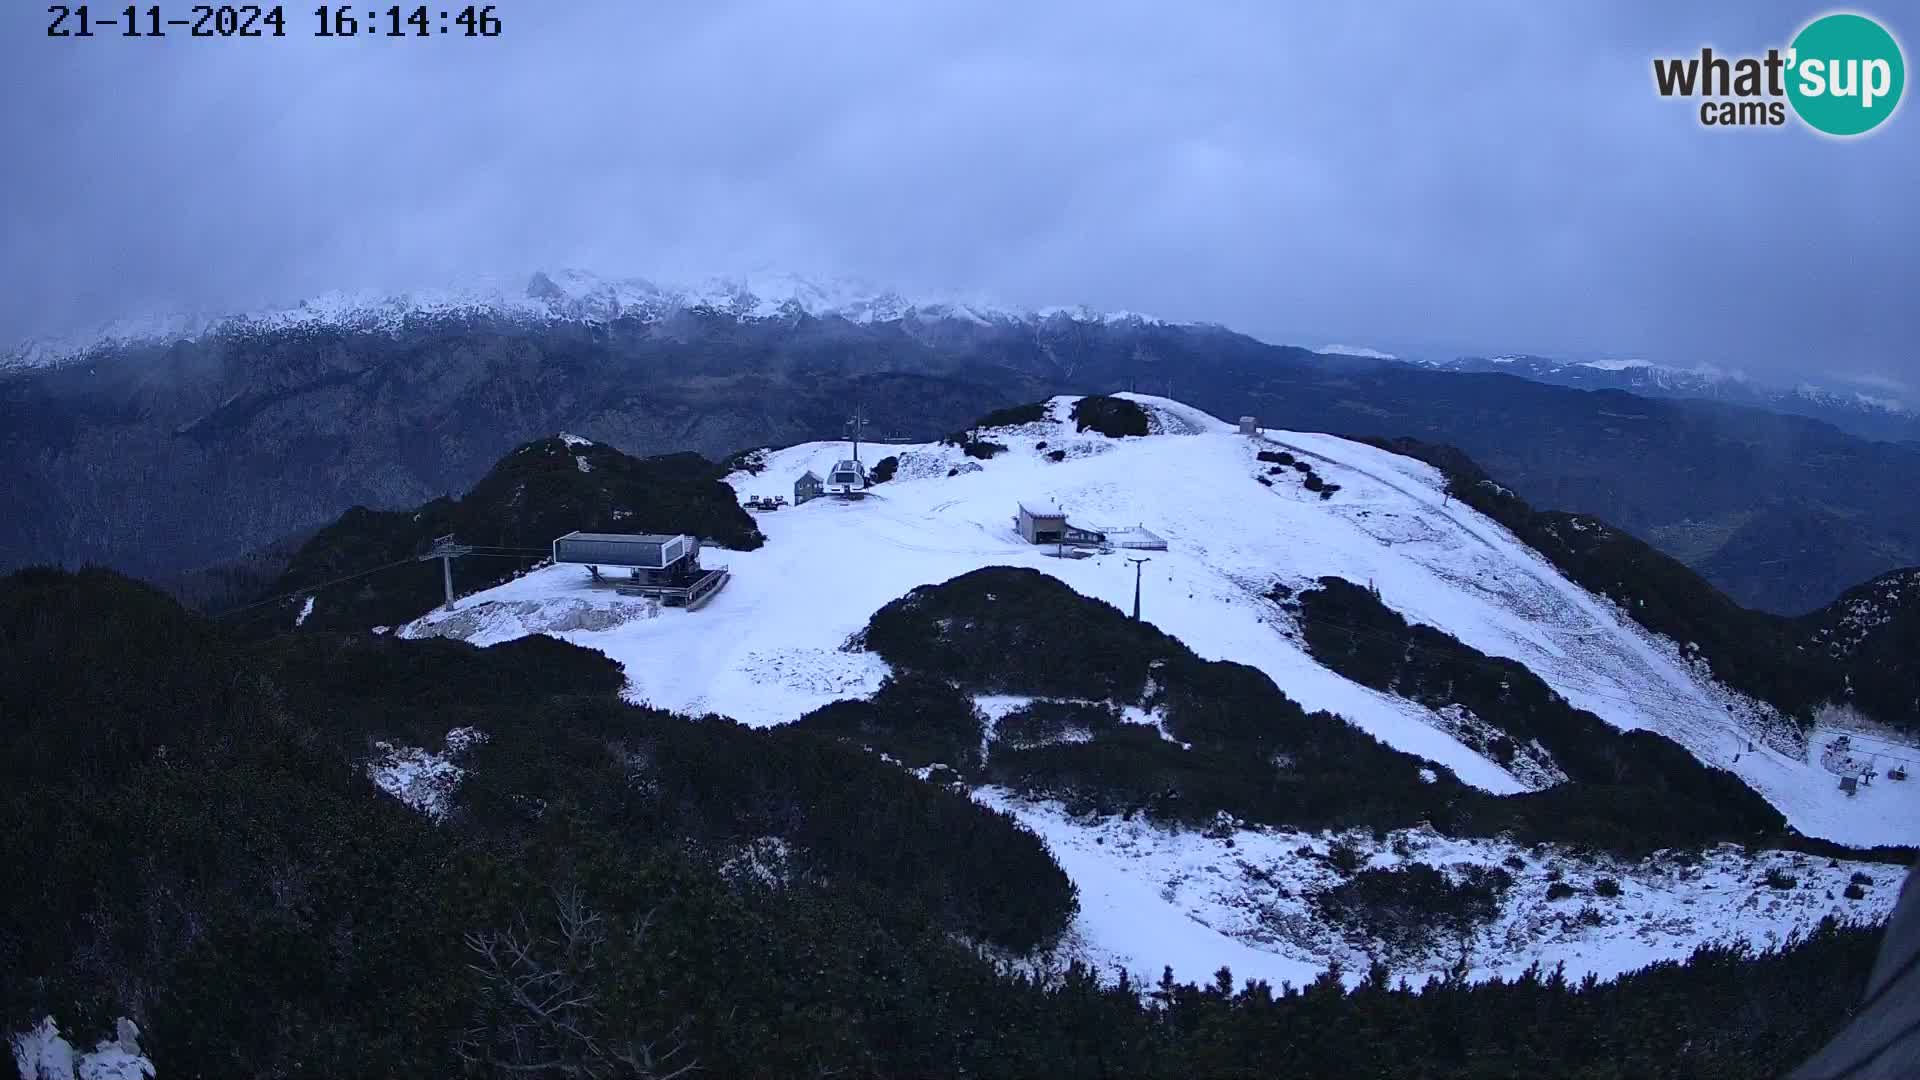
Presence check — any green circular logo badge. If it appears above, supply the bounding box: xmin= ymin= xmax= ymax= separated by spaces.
xmin=1787 ymin=13 xmax=1905 ymax=136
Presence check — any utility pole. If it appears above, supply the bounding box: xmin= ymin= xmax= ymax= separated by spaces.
xmin=419 ymin=534 xmax=474 ymax=611
xmin=1128 ymin=556 xmax=1151 ymax=621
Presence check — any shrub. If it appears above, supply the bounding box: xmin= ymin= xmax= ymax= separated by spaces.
xmin=792 ymin=674 xmax=987 ymax=775
xmin=869 ymin=456 xmax=899 ymax=484
xmin=1850 ymin=871 xmax=1874 ymax=886
xmin=1844 ymin=882 xmax=1867 ymax=900
xmin=1257 ymin=450 xmax=1295 ymax=465
xmin=1594 ymin=878 xmax=1623 ymax=898
xmin=1070 ymin=395 xmax=1150 ymax=438
xmin=1034 ymin=441 xmax=1048 ymax=451
xmin=1546 ymin=881 xmax=1577 ymax=901
xmin=975 ymin=401 xmax=1050 ymax=429
xmin=1046 ymin=449 xmax=1067 ymax=463
xmin=1256 ymin=476 xmax=1273 ymax=487
xmin=962 ymin=440 xmax=1007 ymax=460
xmin=1327 ymin=841 xmax=1366 ymax=875
xmin=1312 ymin=864 xmax=1513 ymax=953
xmin=1576 ymin=904 xmax=1606 ymax=927
xmin=995 ymin=700 xmax=1120 ymax=749
xmin=1764 ymin=868 xmax=1799 ymax=890
xmin=1503 ymin=854 xmax=1526 ymax=871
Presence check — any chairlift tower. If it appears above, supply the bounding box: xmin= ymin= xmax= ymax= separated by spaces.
xmin=1128 ymin=555 xmax=1151 ymax=621
xmin=419 ymin=534 xmax=475 ymax=611
xmin=845 ymin=406 xmax=868 ymax=463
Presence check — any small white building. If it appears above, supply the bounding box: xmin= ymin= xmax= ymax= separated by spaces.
xmin=1238 ymin=416 xmax=1260 ymax=436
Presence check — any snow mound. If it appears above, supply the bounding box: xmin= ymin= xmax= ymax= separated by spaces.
xmin=401 ymin=595 xmax=659 ymax=644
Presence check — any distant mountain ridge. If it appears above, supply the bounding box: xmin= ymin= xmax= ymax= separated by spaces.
xmin=2 ymin=268 xmax=1171 ymax=370
xmin=5 ymin=270 xmax=1920 ymax=616
xmin=1418 ymin=354 xmax=1920 ymax=444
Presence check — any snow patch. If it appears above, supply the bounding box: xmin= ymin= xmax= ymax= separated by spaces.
xmin=982 ymin=791 xmax=1903 ymax=991
xmin=1317 ymin=344 xmax=1398 ymax=360
xmin=366 ymin=727 xmax=490 ymax=822
xmin=11 ymin=1017 xmax=153 ymax=1080
xmin=293 ymin=595 xmax=314 ymax=627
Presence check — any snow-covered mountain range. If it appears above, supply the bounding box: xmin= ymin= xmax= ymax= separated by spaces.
xmin=1418 ymin=354 xmax=1920 ymax=443
xmin=369 ymin=395 xmax=1914 ymax=991
xmin=0 ymin=269 xmax=1168 ymax=370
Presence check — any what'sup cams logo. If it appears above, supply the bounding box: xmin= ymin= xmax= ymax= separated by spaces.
xmin=1653 ymin=11 xmax=1904 ymax=136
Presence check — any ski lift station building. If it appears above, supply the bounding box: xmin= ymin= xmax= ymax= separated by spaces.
xmin=824 ymin=458 xmax=869 ymax=497
xmin=1015 ymin=503 xmax=1106 ymax=547
xmin=794 ymin=470 xmax=824 ymax=505
xmin=550 ymin=531 xmax=729 ymax=609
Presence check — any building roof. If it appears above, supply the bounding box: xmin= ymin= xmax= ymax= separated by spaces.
xmin=1017 ymin=502 xmax=1067 ymax=520
xmin=797 ymin=470 xmax=822 ymax=482
xmin=556 ymin=531 xmax=687 ymax=544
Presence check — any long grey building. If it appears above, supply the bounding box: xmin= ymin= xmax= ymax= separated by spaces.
xmin=550 ymin=531 xmax=729 ymax=609
xmin=552 ymin=532 xmax=693 ymax=571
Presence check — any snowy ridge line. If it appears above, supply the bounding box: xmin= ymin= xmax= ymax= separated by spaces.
xmin=3 ymin=268 xmax=1177 ymax=369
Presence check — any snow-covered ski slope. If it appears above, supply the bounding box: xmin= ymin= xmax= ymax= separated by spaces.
xmin=406 ymin=395 xmax=1916 ymax=847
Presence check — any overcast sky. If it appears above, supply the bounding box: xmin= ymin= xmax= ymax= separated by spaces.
xmin=2 ymin=2 xmax=1914 ymax=384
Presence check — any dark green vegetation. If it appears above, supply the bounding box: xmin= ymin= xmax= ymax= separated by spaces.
xmin=235 ymin=437 xmax=760 ymax=633
xmin=1071 ymin=394 xmax=1151 ymax=437
xmin=1295 ymin=576 xmax=1785 ymax=851
xmin=1796 ymin=568 xmax=1920 ymax=729
xmin=1 ymin=567 xmax=1073 ymax=1077
xmin=975 ymin=400 xmax=1052 ymax=428
xmin=963 ymin=439 xmax=1008 ymax=460
xmin=1313 ymin=864 xmax=1515 ymax=958
xmin=1 ymin=566 xmax=1906 ymax=1078
xmin=1361 ymin=436 xmax=1920 ymax=735
xmin=868 ymin=454 xmax=899 ymax=483
xmin=817 ymin=567 xmax=1908 ymax=859
xmin=793 ymin=673 xmax=988 ymax=774
xmin=997 ymin=699 xmax=1123 ymax=749
xmin=1258 ymin=449 xmax=1340 ymax=499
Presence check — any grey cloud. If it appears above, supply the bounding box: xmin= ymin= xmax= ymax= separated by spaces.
xmin=1 ymin=1 xmax=1914 ymax=381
